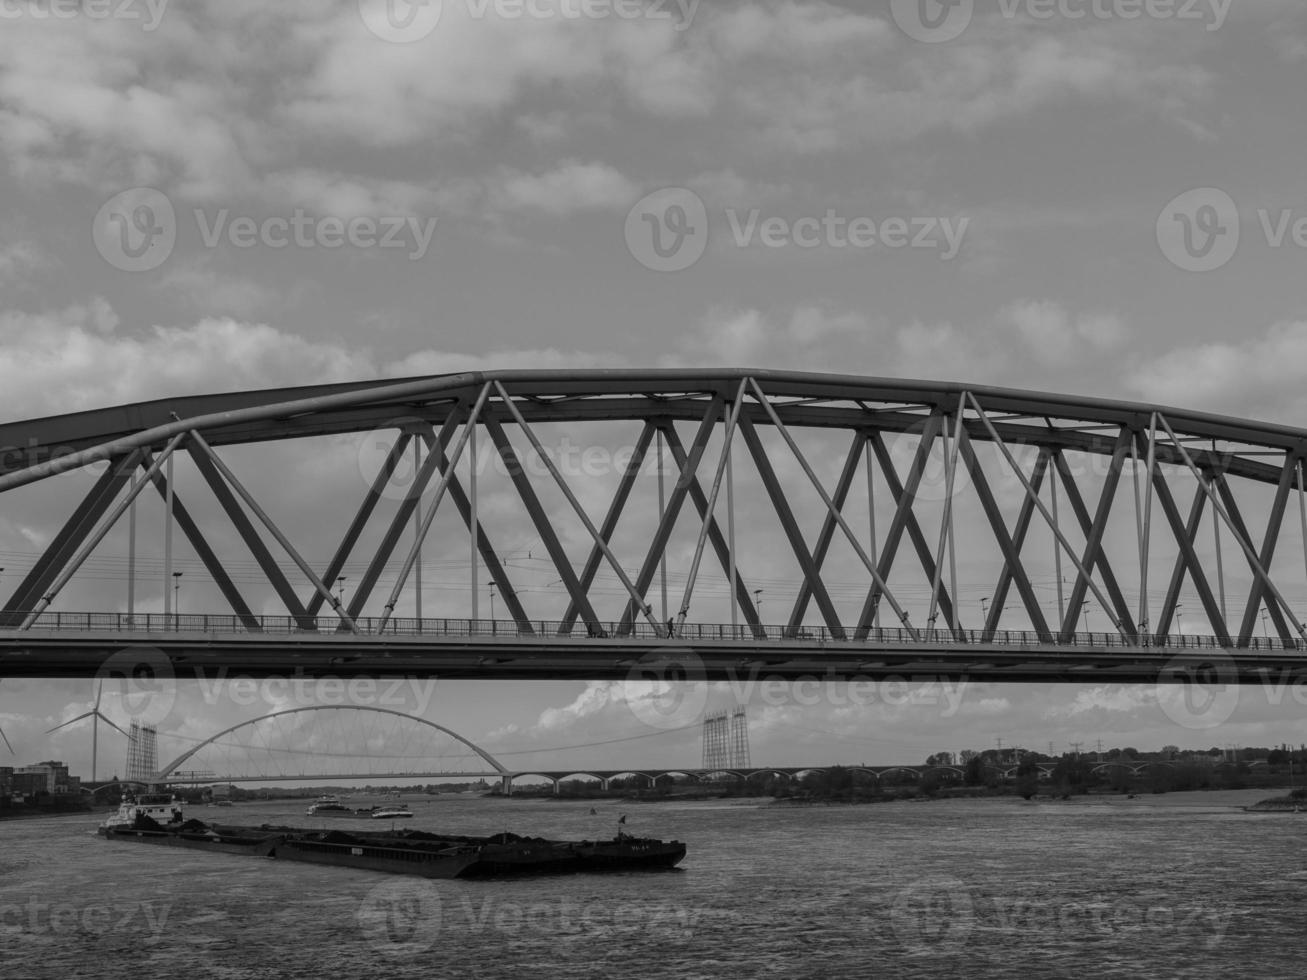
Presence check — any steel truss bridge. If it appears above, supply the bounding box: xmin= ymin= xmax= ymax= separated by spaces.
xmin=2 ymin=369 xmax=1307 ymax=684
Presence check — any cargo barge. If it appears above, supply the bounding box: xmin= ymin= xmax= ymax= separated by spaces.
xmin=98 ymin=796 xmax=686 ymax=878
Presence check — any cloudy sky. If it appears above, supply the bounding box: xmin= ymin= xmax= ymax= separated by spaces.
xmin=4 ymin=0 xmax=1307 ymax=785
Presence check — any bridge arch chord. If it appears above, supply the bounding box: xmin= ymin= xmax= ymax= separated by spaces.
xmin=507 ymin=773 xmax=561 ymax=786
xmin=739 ymin=768 xmax=795 ymax=781
xmin=698 ymin=769 xmax=747 ymax=780
xmin=7 ymin=369 xmax=1307 ymax=647
xmin=604 ymin=770 xmax=661 ymax=783
xmin=156 ymin=705 xmax=509 ymax=780
xmin=554 ymin=772 xmax=608 ymax=783
xmin=876 ymin=767 xmax=923 ymax=781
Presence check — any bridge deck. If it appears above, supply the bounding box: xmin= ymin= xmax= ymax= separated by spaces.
xmin=1 ymin=613 xmax=1302 ymax=682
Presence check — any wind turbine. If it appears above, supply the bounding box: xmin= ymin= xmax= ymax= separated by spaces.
xmin=45 ymin=681 xmax=131 ymax=784
xmin=0 ymin=681 xmax=13 ymax=756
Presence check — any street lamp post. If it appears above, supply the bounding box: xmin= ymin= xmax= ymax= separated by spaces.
xmin=1262 ymin=610 xmax=1269 ymax=641
xmin=172 ymin=572 xmax=182 ymax=627
xmin=336 ymin=576 xmax=347 ymax=609
xmin=980 ymin=596 xmax=989 ymax=621
xmin=487 ymin=581 xmax=497 ymax=622
xmin=754 ymin=589 xmax=763 ymax=627
xmin=1175 ymin=603 xmax=1183 ymax=640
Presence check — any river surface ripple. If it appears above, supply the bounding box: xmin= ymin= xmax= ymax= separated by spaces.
xmin=2 ymin=795 xmax=1304 ymax=979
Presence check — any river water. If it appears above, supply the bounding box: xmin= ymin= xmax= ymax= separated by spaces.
xmin=2 ymin=794 xmax=1303 ymax=979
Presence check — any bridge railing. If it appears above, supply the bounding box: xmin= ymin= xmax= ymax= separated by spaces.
xmin=6 ymin=610 xmax=1306 ymax=651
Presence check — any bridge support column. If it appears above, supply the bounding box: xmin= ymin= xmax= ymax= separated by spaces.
xmin=501 ymin=774 xmax=513 ymax=797
xmin=552 ymin=778 xmax=560 ymax=796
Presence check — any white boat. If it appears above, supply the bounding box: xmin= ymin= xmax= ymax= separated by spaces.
xmin=306 ymin=795 xmax=353 ymax=816
xmin=99 ymin=793 xmax=184 ymax=834
xmin=370 ymin=804 xmax=413 ymax=819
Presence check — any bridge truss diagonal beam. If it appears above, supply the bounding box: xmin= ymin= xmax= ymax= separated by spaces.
xmin=483 ymin=415 xmax=604 ymax=636
xmin=141 ymin=449 xmax=260 ymax=631
xmin=306 ymin=429 xmax=413 ymax=618
xmin=655 ymin=423 xmax=763 ymax=636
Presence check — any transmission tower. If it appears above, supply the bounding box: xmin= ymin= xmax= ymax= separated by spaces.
xmin=126 ymin=721 xmax=158 ymax=784
xmin=729 ymin=707 xmax=750 ymax=767
xmin=702 ymin=712 xmax=729 ymax=769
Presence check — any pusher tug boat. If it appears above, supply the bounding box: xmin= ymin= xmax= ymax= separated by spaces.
xmin=99 ymin=798 xmax=687 ymax=878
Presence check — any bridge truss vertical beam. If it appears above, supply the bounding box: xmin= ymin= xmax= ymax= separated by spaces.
xmin=1149 ymin=472 xmax=1229 ymax=645
xmin=344 ymin=405 xmax=464 ymax=620
xmin=483 ymin=416 xmax=604 ymax=636
xmin=659 ymin=422 xmax=763 ymax=637
xmin=956 ymin=427 xmax=1052 ymax=641
xmin=981 ymin=447 xmax=1050 ymax=640
xmin=787 ymin=431 xmax=866 ymax=631
xmin=419 ymin=425 xmax=533 ymax=633
xmin=1049 ymin=437 xmax=1138 ymax=640
xmin=855 ymin=417 xmax=946 ymax=639
xmin=141 ymin=450 xmax=260 ymax=630
xmin=737 ymin=413 xmax=846 ymax=639
xmin=305 ymin=429 xmax=414 ymax=618
xmin=187 ymin=436 xmax=318 ymax=630
xmin=559 ymin=423 xmax=655 ymax=634
xmin=619 ymin=394 xmax=724 ymax=634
